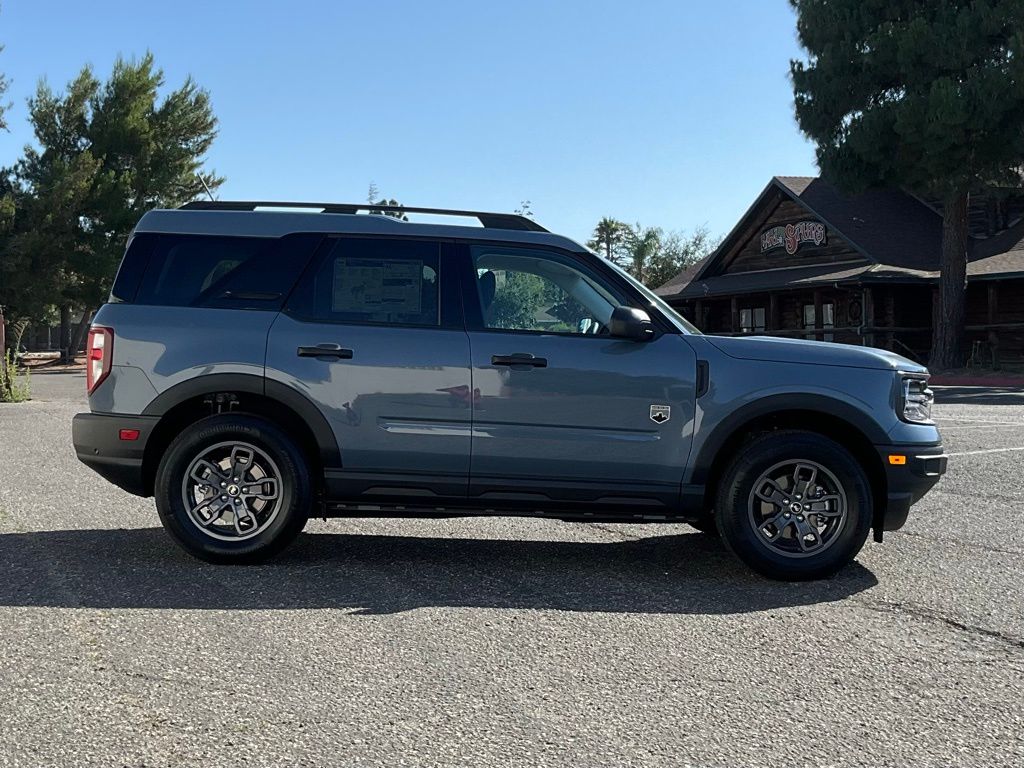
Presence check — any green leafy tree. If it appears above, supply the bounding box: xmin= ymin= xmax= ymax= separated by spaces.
xmin=1 ymin=7 xmax=13 ymax=381
xmin=616 ymin=224 xmax=717 ymax=288
xmin=79 ymin=54 xmax=221 ymax=353
xmin=588 ymin=217 xmax=629 ymax=268
xmin=487 ymin=271 xmax=547 ymax=330
xmin=623 ymin=225 xmax=662 ymax=285
xmin=790 ymin=0 xmax=1024 ymax=369
xmin=367 ymin=184 xmax=408 ymax=220
xmin=545 ymin=285 xmax=589 ymax=330
xmin=2 ymin=54 xmax=222 ymax=360
xmin=0 ymin=3 xmax=9 ymax=133
xmin=2 ymin=69 xmax=99 ymax=352
xmin=0 ymin=51 xmax=8 ymax=132
xmin=646 ymin=226 xmax=717 ymax=289
xmin=370 ymin=197 xmax=408 ymax=220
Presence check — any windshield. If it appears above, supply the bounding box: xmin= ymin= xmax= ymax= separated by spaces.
xmin=603 ymin=258 xmax=702 ymax=334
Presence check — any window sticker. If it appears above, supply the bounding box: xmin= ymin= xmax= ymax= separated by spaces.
xmin=332 ymin=258 xmax=423 ymax=315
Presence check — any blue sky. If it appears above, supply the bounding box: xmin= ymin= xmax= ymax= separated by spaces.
xmin=0 ymin=0 xmax=817 ymax=244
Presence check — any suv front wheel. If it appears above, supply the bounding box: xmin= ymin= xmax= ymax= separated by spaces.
xmin=715 ymin=430 xmax=872 ymax=580
xmin=155 ymin=414 xmax=312 ymax=563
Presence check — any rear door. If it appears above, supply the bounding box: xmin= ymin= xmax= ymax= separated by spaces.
xmin=93 ymin=232 xmax=323 ymax=412
xmin=460 ymin=242 xmax=698 ymax=511
xmin=265 ymin=236 xmax=472 ymax=501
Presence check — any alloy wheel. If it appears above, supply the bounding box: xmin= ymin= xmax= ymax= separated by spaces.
xmin=181 ymin=441 xmax=283 ymax=541
xmin=747 ymin=459 xmax=848 ymax=558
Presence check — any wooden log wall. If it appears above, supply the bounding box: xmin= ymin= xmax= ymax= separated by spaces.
xmin=714 ymin=199 xmax=867 ymax=275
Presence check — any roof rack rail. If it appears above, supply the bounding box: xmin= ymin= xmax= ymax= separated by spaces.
xmin=178 ymin=200 xmax=549 ymax=232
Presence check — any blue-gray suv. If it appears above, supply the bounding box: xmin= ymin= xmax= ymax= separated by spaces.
xmin=72 ymin=202 xmax=946 ymax=579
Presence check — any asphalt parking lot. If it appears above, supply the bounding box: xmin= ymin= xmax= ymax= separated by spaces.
xmin=1 ymin=373 xmax=1022 ymax=767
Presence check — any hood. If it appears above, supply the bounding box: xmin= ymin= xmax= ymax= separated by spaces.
xmin=706 ymin=335 xmax=927 ymax=373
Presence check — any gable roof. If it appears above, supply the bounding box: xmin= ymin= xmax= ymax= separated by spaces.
xmin=657 ymin=176 xmax=1024 ymax=298
xmin=773 ymin=177 xmax=943 ymax=271
xmin=653 ymin=253 xmax=711 ymax=294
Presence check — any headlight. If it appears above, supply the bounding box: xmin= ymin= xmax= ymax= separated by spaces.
xmin=900 ymin=376 xmax=934 ymax=424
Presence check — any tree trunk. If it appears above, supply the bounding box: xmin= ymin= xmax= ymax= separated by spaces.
xmin=68 ymin=309 xmax=93 ymax=364
xmin=0 ymin=306 xmax=7 ymax=395
xmin=59 ymin=304 xmax=72 ymax=365
xmin=929 ymin=192 xmax=969 ymax=370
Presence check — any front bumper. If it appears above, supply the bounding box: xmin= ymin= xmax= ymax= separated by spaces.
xmin=72 ymin=412 xmax=159 ymax=497
xmin=877 ymin=444 xmax=947 ymax=532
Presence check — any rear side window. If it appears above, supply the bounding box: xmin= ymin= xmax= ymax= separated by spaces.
xmin=110 ymin=234 xmax=159 ymax=303
xmin=287 ymin=237 xmax=440 ymax=327
xmin=133 ymin=234 xmax=321 ymax=310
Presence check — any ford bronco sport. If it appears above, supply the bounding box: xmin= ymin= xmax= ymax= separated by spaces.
xmin=72 ymin=201 xmax=946 ymax=579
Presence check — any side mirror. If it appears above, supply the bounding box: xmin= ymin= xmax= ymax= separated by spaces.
xmin=608 ymin=306 xmax=655 ymax=340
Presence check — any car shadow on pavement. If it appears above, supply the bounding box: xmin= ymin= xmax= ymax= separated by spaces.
xmin=0 ymin=527 xmax=877 ymax=615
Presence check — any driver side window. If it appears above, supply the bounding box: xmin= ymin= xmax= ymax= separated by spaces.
xmin=470 ymin=246 xmax=625 ymax=335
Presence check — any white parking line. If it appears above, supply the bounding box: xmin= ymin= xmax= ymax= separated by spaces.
xmin=939 ymin=424 xmax=1024 ymax=430
xmin=938 ymin=417 xmax=1024 ymax=425
xmin=944 ymin=446 xmax=1024 ymax=457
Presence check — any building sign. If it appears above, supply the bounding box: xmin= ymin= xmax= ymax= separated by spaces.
xmin=760 ymin=221 xmax=827 ymax=255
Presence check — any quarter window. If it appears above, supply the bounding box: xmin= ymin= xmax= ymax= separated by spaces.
xmin=132 ymin=234 xmax=319 ymax=309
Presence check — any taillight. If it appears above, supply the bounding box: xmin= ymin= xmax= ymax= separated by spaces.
xmin=86 ymin=327 xmax=114 ymax=395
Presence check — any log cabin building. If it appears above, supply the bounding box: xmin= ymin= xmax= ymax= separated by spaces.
xmin=656 ymin=176 xmax=1024 ymax=369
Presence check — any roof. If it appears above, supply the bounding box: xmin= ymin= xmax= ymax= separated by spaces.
xmin=654 ymin=254 xmax=711 ymax=294
xmin=134 ymin=208 xmax=588 ymax=253
xmin=970 ymin=216 xmax=1024 ymax=278
xmin=671 ymin=262 xmax=938 ymax=300
xmin=968 ymin=252 xmax=1024 ymax=279
xmin=773 ymin=177 xmax=943 ymax=271
xmin=657 ymin=176 xmax=1024 ymax=299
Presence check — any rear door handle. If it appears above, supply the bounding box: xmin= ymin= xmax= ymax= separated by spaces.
xmin=297 ymin=344 xmax=353 ymax=360
xmin=491 ymin=353 xmax=547 ymax=368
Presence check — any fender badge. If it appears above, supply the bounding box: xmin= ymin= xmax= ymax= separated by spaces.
xmin=650 ymin=405 xmax=671 ymax=424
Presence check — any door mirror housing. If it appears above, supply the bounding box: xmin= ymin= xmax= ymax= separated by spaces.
xmin=608 ymin=306 xmax=655 ymax=341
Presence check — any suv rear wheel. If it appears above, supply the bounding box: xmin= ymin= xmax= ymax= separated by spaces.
xmin=155 ymin=414 xmax=311 ymax=563
xmin=715 ymin=430 xmax=872 ymax=580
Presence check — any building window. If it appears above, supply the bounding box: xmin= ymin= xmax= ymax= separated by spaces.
xmin=803 ymin=302 xmax=835 ymax=341
xmin=740 ymin=307 xmax=766 ymax=333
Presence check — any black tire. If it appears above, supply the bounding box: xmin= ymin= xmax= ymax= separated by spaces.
xmin=154 ymin=413 xmax=312 ymax=563
xmin=715 ymin=430 xmax=872 ymax=581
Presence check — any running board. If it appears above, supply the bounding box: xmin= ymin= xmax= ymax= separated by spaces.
xmin=322 ymin=501 xmax=687 ymax=524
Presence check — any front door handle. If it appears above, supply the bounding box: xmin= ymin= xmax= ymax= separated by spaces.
xmin=297 ymin=344 xmax=354 ymax=360
xmin=491 ymin=353 xmax=547 ymax=369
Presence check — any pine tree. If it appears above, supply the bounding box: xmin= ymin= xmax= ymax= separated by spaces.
xmin=790 ymin=0 xmax=1024 ymax=369
xmin=2 ymin=54 xmax=222 ymax=360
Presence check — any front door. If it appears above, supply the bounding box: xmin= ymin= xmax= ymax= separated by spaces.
xmin=460 ymin=243 xmax=698 ymax=511
xmin=266 ymin=236 xmax=472 ymax=500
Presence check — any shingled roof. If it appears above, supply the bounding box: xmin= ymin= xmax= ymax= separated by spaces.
xmin=656 ymin=176 xmax=1024 ymax=299
xmin=773 ymin=177 xmax=944 ymax=271
xmin=654 ymin=254 xmax=711 ymax=296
